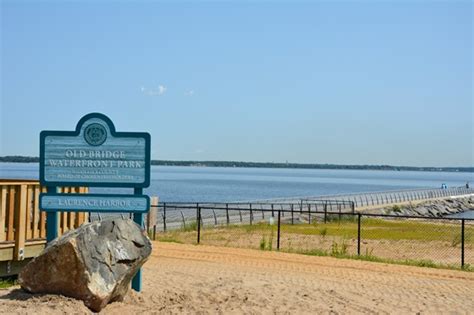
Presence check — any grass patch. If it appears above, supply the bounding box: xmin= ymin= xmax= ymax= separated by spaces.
xmin=153 ymin=219 xmax=474 ymax=272
xmin=259 ymin=226 xmax=275 ymax=251
xmin=330 ymin=239 xmax=348 ymax=256
xmin=158 ymin=219 xmax=474 ymax=246
xmin=319 ymin=227 xmax=327 ymax=238
xmin=280 ymin=219 xmax=474 ymax=244
xmin=157 ymin=215 xmax=474 ymax=248
xmin=391 ymin=205 xmax=402 ymax=213
xmin=156 ymin=236 xmax=184 ymax=244
xmin=0 ymin=277 xmax=17 ymax=289
xmin=259 ymin=236 xmax=267 ymax=250
xmin=298 ymin=249 xmax=473 ymax=272
xmin=182 ymin=220 xmax=198 ymax=232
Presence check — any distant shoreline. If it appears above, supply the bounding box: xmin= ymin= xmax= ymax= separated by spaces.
xmin=0 ymin=156 xmax=472 ymax=173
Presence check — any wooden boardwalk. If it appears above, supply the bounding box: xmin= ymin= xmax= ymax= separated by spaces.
xmin=0 ymin=180 xmax=88 ymax=276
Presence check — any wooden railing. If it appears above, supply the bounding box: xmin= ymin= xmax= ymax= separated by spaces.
xmin=0 ymin=180 xmax=89 ymax=262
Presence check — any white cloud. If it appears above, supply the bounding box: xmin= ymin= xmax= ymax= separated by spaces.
xmin=140 ymin=84 xmax=167 ymax=96
xmin=157 ymin=85 xmax=167 ymax=95
xmin=185 ymin=89 xmax=195 ymax=96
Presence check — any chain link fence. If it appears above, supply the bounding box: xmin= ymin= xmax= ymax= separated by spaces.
xmin=275 ymin=187 xmax=474 ymax=207
xmin=151 ymin=204 xmax=473 ymax=270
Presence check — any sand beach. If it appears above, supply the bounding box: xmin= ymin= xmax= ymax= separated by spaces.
xmin=0 ymin=241 xmax=473 ymax=314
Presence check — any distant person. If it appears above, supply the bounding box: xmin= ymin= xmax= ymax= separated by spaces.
xmin=467 ymin=182 xmax=470 ymax=189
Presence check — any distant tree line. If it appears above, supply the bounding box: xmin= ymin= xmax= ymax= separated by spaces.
xmin=0 ymin=156 xmax=39 ymax=163
xmin=152 ymin=160 xmax=473 ymax=172
xmin=2 ymin=155 xmax=471 ymax=173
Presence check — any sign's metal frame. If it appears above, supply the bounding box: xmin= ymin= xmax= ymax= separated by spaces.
xmin=39 ymin=112 xmax=151 ymax=292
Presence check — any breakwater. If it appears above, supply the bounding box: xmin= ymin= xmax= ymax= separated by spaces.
xmin=380 ymin=197 xmax=474 ymax=217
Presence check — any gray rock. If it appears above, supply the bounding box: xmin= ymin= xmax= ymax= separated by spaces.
xmin=415 ymin=207 xmax=429 ymax=216
xmin=19 ymin=219 xmax=152 ymax=312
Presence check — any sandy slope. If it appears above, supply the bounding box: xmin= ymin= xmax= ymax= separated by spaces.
xmin=1 ymin=241 xmax=473 ymax=314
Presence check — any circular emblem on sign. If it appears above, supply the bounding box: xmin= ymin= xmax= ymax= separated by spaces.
xmin=84 ymin=123 xmax=107 ymax=146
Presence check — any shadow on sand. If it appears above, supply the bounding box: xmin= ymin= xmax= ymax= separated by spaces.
xmin=0 ymin=288 xmax=45 ymax=301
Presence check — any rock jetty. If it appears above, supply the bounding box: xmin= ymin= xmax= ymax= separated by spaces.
xmin=382 ymin=197 xmax=474 ymax=217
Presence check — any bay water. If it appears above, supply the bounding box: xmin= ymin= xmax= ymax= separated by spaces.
xmin=1 ymin=162 xmax=472 ymax=202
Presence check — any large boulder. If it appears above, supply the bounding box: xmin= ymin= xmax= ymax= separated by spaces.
xmin=19 ymin=218 xmax=152 ymax=312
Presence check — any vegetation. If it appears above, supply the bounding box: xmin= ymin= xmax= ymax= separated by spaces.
xmin=391 ymin=205 xmax=402 ymax=213
xmin=319 ymin=227 xmax=327 ymax=238
xmin=155 ymin=218 xmax=474 ymax=245
xmin=299 ymin=249 xmax=473 ymax=272
xmin=330 ymin=239 xmax=348 ymax=256
xmin=0 ymin=156 xmax=39 ymax=163
xmin=0 ymin=277 xmax=17 ymax=289
xmin=182 ymin=220 xmax=198 ymax=232
xmin=259 ymin=227 xmax=275 ymax=250
xmin=280 ymin=218 xmax=473 ymax=244
xmin=154 ymin=218 xmax=474 ymax=272
xmin=1 ymin=155 xmax=472 ymax=173
xmin=155 ymin=236 xmax=183 ymax=244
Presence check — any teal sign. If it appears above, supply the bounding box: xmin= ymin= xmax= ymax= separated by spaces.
xmin=40 ymin=194 xmax=150 ymax=213
xmin=40 ymin=113 xmax=150 ymax=187
xmin=39 ymin=112 xmax=151 ymax=292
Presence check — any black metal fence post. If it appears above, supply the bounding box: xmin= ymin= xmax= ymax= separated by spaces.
xmin=163 ymin=203 xmax=167 ymax=232
xmin=291 ymin=204 xmax=294 ymax=225
xmin=461 ymin=219 xmax=465 ymax=268
xmin=197 ymin=207 xmax=201 ymax=244
xmin=153 ymin=225 xmax=156 ymax=240
xmin=308 ymin=204 xmax=311 ymax=224
xmin=277 ymin=210 xmax=281 ymax=250
xmin=324 ymin=203 xmax=327 ymax=223
xmin=357 ymin=213 xmax=361 ymax=256
xmin=180 ymin=211 xmax=186 ymax=229
xmin=250 ymin=203 xmax=253 ymax=225
xmin=213 ymin=210 xmax=217 ymax=225
xmin=226 ymin=203 xmax=229 ymax=225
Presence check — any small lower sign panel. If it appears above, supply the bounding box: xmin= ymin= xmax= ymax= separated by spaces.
xmin=40 ymin=194 xmax=150 ymax=213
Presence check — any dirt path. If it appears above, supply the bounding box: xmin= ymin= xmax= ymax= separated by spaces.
xmin=1 ymin=241 xmax=473 ymax=314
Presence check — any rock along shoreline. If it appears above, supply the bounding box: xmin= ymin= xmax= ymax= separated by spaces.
xmin=379 ymin=196 xmax=474 ymax=217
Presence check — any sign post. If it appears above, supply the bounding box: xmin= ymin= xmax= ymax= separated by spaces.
xmin=39 ymin=112 xmax=151 ymax=292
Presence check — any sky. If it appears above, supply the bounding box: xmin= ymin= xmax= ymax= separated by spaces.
xmin=1 ymin=1 xmax=472 ymax=167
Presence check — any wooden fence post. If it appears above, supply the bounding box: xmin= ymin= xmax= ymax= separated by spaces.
xmin=0 ymin=186 xmax=7 ymax=241
xmin=14 ymin=185 xmax=27 ymax=260
xmin=147 ymin=196 xmax=159 ymax=234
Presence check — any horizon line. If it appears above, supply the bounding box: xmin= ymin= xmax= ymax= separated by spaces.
xmin=0 ymin=155 xmax=472 ymax=172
